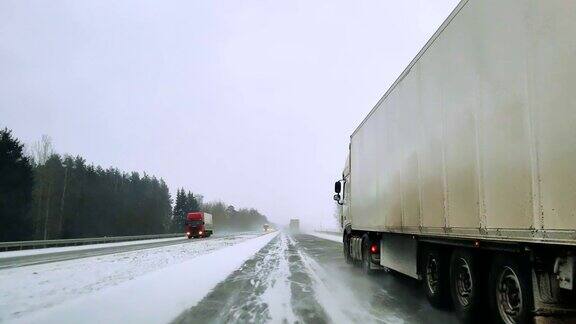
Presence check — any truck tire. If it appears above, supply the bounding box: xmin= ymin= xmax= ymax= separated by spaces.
xmin=421 ymin=246 xmax=451 ymax=308
xmin=343 ymin=233 xmax=353 ymax=264
xmin=361 ymin=234 xmax=374 ymax=275
xmin=488 ymin=255 xmax=533 ymax=324
xmin=450 ymin=249 xmax=484 ymax=323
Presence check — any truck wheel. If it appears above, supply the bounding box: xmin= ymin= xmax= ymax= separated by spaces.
xmin=361 ymin=235 xmax=373 ymax=275
xmin=343 ymin=233 xmax=353 ymax=264
xmin=450 ymin=249 xmax=484 ymax=322
xmin=488 ymin=255 xmax=533 ymax=324
xmin=422 ymin=246 xmax=450 ymax=308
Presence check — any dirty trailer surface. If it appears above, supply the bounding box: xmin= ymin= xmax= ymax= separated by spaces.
xmin=173 ymin=233 xmax=458 ymax=324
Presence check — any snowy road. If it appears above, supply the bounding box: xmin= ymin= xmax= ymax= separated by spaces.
xmin=2 ymin=232 xmax=459 ymax=323
xmin=0 ymin=233 xmax=261 ymax=322
xmin=174 ymin=233 xmax=459 ymax=324
xmin=0 ymin=236 xmax=192 ymax=269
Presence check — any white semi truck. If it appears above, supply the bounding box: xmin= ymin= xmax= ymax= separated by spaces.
xmin=333 ymin=1 xmax=576 ymax=323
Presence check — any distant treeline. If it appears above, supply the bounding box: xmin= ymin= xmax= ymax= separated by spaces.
xmin=202 ymin=202 xmax=268 ymax=232
xmin=171 ymin=190 xmax=268 ymax=232
xmin=0 ymin=128 xmax=269 ymax=241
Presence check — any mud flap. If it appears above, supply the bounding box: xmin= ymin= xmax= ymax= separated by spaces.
xmin=532 ymin=255 xmax=576 ymax=321
xmin=380 ymin=234 xmax=418 ymax=279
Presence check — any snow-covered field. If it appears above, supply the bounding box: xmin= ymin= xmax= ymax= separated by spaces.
xmin=0 ymin=233 xmax=265 ymax=323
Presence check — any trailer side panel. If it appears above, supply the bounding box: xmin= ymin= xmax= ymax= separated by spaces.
xmin=350 ymin=0 xmax=576 ymax=244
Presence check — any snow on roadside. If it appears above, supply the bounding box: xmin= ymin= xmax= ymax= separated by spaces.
xmin=0 ymin=233 xmax=259 ymax=322
xmin=308 ymin=231 xmax=342 ymax=243
xmin=0 ymin=236 xmax=186 ymax=259
xmin=11 ymin=232 xmax=278 ymax=324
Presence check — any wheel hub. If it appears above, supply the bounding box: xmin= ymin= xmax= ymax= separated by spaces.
xmin=455 ymin=258 xmax=473 ymax=307
xmin=496 ymin=267 xmax=523 ymax=324
xmin=426 ymin=255 xmax=440 ymax=294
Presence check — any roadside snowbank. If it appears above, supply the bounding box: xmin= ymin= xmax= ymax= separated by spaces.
xmin=12 ymin=232 xmax=278 ymax=324
xmin=0 ymin=233 xmax=258 ymax=322
xmin=308 ymin=231 xmax=342 ymax=243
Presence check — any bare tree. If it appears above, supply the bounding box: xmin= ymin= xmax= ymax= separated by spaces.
xmin=31 ymin=135 xmax=53 ymax=166
xmin=43 ymin=182 xmax=52 ymax=240
xmin=58 ymin=166 xmax=69 ymax=235
xmin=29 ymin=135 xmax=54 ymax=238
xmin=195 ymin=194 xmax=204 ymax=207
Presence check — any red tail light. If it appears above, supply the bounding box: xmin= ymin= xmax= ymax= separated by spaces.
xmin=370 ymin=244 xmax=378 ymax=254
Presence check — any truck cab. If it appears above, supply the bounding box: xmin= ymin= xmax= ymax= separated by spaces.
xmin=185 ymin=212 xmax=213 ymax=239
xmin=333 ymin=153 xmax=351 ymax=230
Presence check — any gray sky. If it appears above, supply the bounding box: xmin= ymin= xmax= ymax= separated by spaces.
xmin=0 ymin=0 xmax=459 ymax=229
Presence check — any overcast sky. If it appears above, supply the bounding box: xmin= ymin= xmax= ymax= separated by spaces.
xmin=1 ymin=0 xmax=459 ymax=229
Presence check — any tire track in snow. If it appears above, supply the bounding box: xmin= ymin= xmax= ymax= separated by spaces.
xmin=173 ymin=235 xmax=289 ymax=323
xmin=262 ymin=233 xmax=298 ymax=323
xmin=291 ymin=234 xmax=458 ymax=324
xmin=174 ymin=233 xmax=331 ymax=324
xmin=174 ymin=233 xmax=457 ymax=324
xmin=287 ymin=235 xmax=393 ymax=323
xmin=285 ymin=234 xmax=330 ymax=323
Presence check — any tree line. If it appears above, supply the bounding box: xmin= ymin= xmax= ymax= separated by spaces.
xmin=170 ymin=189 xmax=269 ymax=232
xmin=0 ymin=128 xmax=269 ymax=241
xmin=200 ymin=201 xmax=268 ymax=232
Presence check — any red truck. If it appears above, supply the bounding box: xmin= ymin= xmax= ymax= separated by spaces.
xmin=185 ymin=212 xmax=214 ymax=239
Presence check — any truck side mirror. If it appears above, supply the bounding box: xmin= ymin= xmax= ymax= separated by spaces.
xmin=334 ymin=181 xmax=342 ymax=193
xmin=333 ymin=194 xmax=341 ymax=202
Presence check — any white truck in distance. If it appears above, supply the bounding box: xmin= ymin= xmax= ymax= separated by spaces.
xmin=334 ymin=1 xmax=576 ymax=323
xmin=289 ymin=219 xmax=300 ymax=233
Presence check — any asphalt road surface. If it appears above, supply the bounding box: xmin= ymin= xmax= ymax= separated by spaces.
xmin=173 ymin=233 xmax=459 ymax=324
xmin=0 ymin=235 xmax=227 ymax=270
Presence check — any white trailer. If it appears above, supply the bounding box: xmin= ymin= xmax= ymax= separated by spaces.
xmin=334 ymin=1 xmax=576 ymax=323
xmin=203 ymin=213 xmax=214 ymax=234
xmin=289 ymin=219 xmax=300 ymax=233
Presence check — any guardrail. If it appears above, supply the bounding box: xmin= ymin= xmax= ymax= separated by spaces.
xmin=0 ymin=233 xmax=185 ymax=252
